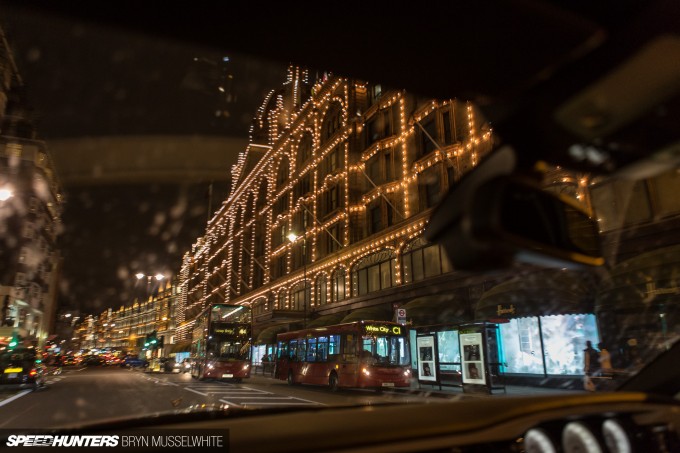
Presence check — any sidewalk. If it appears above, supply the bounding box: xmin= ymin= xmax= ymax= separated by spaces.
xmin=391 ymin=379 xmax=586 ymax=398
xmin=248 ymin=366 xmax=585 ymax=399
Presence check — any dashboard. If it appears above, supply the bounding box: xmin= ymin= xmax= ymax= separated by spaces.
xmin=144 ymin=392 xmax=680 ymax=452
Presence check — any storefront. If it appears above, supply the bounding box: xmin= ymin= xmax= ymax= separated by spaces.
xmin=414 ymin=322 xmax=504 ymax=394
xmin=475 ymin=270 xmax=600 ymax=379
xmin=253 ymin=325 xmax=287 ymax=363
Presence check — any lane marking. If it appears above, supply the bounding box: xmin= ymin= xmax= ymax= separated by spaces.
xmin=180 ymin=380 xmax=325 ymax=407
xmin=0 ymin=390 xmax=32 ymax=407
xmin=217 ymin=399 xmax=243 ymax=408
xmin=184 ymin=387 xmax=208 ymax=396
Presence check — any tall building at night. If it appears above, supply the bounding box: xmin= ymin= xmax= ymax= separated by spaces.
xmin=176 ymin=67 xmax=495 ymax=344
xmin=0 ymin=26 xmax=62 ymax=348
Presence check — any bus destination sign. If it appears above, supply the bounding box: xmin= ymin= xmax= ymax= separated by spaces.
xmin=364 ymin=324 xmax=403 ymax=336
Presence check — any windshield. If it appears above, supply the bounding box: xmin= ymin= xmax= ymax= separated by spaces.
xmin=0 ymin=1 xmax=678 ymax=436
xmin=206 ymin=339 xmax=250 ymax=361
xmin=361 ymin=335 xmax=410 ymax=367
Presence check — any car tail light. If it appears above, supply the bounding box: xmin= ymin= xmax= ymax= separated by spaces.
xmin=29 ymin=369 xmax=38 ymax=377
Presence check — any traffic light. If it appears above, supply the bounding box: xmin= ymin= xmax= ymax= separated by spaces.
xmin=8 ymin=332 xmax=21 ymax=350
xmin=143 ymin=331 xmax=159 ymax=350
xmin=158 ymin=335 xmax=164 ymax=349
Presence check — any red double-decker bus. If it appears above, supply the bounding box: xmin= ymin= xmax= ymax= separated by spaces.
xmin=190 ymin=303 xmax=252 ymax=382
xmin=274 ymin=320 xmax=411 ymax=391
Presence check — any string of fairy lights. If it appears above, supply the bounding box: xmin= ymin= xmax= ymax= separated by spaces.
xmin=77 ymin=65 xmax=595 ymax=343
xmin=174 ymin=67 xmax=500 ymax=333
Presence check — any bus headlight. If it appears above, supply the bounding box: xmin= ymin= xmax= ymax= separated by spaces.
xmin=207 ymin=364 xmax=214 ymax=370
xmin=243 ymin=364 xmax=250 ymax=370
xmin=361 ymin=367 xmax=370 ymax=376
xmin=404 ymin=369 xmax=411 ymax=377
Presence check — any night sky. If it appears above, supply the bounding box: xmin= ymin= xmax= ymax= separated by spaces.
xmin=1 ymin=5 xmax=288 ymax=314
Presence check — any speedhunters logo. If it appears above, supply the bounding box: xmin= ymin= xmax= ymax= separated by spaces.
xmin=6 ymin=435 xmax=119 ymax=447
xmin=1 ymin=430 xmax=229 ymax=452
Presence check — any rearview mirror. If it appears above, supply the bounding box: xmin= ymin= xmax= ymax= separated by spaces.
xmin=425 ymin=147 xmax=604 ymax=271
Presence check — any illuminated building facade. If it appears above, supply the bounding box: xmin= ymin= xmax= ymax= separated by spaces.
xmin=177 ymin=67 xmax=494 ymax=342
xmin=73 ymin=278 xmax=180 ymax=356
xmin=0 ymin=26 xmax=63 ymax=348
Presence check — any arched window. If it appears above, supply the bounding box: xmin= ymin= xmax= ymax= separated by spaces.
xmin=332 ymin=267 xmax=347 ymax=302
xmin=401 ymin=237 xmax=452 ymax=284
xmin=253 ymin=297 xmax=268 ymax=316
xmin=315 ymin=274 xmax=328 ymax=307
xmin=352 ymin=249 xmax=396 ymax=296
xmin=321 ymin=102 xmax=343 ymax=143
xmin=276 ymin=290 xmax=287 ymax=310
xmin=290 ymin=281 xmax=310 ymax=311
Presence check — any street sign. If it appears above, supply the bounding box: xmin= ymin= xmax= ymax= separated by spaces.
xmin=396 ymin=308 xmax=406 ymax=325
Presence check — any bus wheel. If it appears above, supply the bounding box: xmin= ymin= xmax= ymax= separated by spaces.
xmin=328 ymin=372 xmax=339 ymax=392
xmin=287 ymin=370 xmax=295 ymax=386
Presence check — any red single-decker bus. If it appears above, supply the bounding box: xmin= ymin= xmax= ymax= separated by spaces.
xmin=275 ymin=320 xmax=411 ymax=391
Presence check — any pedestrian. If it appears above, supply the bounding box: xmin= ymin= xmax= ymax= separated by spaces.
xmin=583 ymin=340 xmax=599 ymax=391
xmin=598 ymin=343 xmax=612 ymax=376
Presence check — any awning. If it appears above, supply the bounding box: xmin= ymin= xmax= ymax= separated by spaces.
xmin=609 ymin=244 xmax=680 ymax=284
xmin=475 ymin=270 xmax=596 ymax=320
xmin=340 ymin=305 xmax=392 ymax=323
xmin=170 ymin=340 xmax=191 ymax=353
xmin=306 ymin=313 xmax=346 ymax=328
xmin=399 ymin=295 xmax=467 ymax=326
xmin=255 ymin=325 xmax=288 ymax=345
xmin=595 ymin=244 xmax=680 ymax=312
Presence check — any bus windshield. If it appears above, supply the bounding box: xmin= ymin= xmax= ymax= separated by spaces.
xmin=361 ymin=335 xmax=410 ymax=367
xmin=207 ymin=337 xmax=250 ymax=361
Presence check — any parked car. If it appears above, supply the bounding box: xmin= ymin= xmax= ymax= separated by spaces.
xmin=82 ymin=355 xmax=106 ymax=367
xmin=121 ymin=355 xmax=148 ymax=368
xmin=0 ymin=348 xmax=46 ymax=391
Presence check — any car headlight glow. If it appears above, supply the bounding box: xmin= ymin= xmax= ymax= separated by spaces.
xmin=362 ymin=367 xmax=370 ymax=376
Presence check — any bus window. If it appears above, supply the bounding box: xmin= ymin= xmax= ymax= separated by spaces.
xmin=277 ymin=341 xmax=288 ymax=359
xmin=307 ymin=338 xmax=317 ymax=362
xmin=289 ymin=339 xmax=298 ymax=360
xmin=317 ymin=336 xmax=328 ymax=362
xmin=362 ymin=337 xmax=374 ymax=354
xmin=329 ymin=335 xmax=340 ymax=356
xmin=376 ymin=337 xmax=389 ymax=357
xmin=296 ymin=339 xmax=307 ymax=362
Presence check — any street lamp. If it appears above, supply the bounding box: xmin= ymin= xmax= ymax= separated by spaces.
xmin=287 ymin=232 xmax=307 ymax=328
xmin=136 ymin=273 xmax=164 ymax=282
xmin=135 ymin=272 xmax=165 ymax=299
